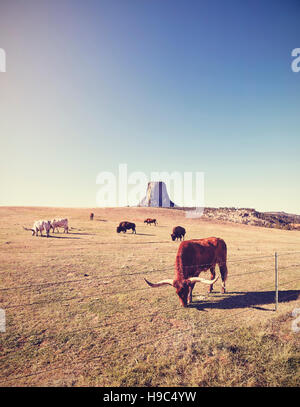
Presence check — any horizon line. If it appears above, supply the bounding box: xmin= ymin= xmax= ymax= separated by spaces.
xmin=0 ymin=205 xmax=299 ymax=216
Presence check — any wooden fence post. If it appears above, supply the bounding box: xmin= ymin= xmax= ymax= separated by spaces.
xmin=275 ymin=252 xmax=278 ymax=311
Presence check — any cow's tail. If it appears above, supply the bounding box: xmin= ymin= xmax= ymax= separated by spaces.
xmin=220 ymin=263 xmax=228 ymax=283
xmin=217 ymin=239 xmax=228 ymax=289
xmin=23 ymin=226 xmax=33 ymax=232
xmin=23 ymin=226 xmax=35 ymax=235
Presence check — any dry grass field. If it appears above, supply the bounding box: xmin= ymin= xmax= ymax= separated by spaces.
xmin=0 ymin=206 xmax=299 ymax=387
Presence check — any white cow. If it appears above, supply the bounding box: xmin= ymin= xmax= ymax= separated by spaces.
xmin=50 ymin=218 xmax=69 ymax=233
xmin=23 ymin=220 xmax=51 ymax=237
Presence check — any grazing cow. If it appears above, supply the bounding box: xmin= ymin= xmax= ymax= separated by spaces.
xmin=144 ymin=218 xmax=157 ymax=226
xmin=171 ymin=226 xmax=186 ymax=241
xmin=145 ymin=237 xmax=228 ymax=307
xmin=50 ymin=218 xmax=69 ymax=233
xmin=90 ymin=213 xmax=94 ymax=221
xmin=116 ymin=221 xmax=136 ymax=234
xmin=23 ymin=220 xmax=51 ymax=237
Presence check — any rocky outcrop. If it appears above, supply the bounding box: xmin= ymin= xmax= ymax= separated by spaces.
xmin=201 ymin=208 xmax=300 ymax=230
xmin=139 ymin=182 xmax=175 ymax=207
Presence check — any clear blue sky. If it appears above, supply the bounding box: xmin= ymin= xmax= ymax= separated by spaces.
xmin=0 ymin=0 xmax=299 ymax=212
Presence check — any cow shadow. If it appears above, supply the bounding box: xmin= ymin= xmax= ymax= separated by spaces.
xmin=68 ymin=232 xmax=95 ymax=236
xmin=135 ymin=233 xmax=156 ymax=236
xmin=46 ymin=235 xmax=81 ymax=240
xmin=189 ymin=290 xmax=300 ymax=311
xmin=116 ymin=240 xmax=170 ymax=245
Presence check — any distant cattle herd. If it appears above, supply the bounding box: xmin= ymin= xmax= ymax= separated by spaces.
xmin=22 ymin=213 xmax=228 ymax=307
xmin=23 ymin=218 xmax=69 ymax=237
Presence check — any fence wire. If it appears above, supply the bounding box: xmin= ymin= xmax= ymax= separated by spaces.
xmin=2 ymin=276 xmax=300 ymax=385
xmin=0 ymin=251 xmax=300 ymax=385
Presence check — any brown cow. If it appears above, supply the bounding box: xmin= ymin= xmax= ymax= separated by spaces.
xmin=144 ymin=218 xmax=157 ymax=226
xmin=171 ymin=226 xmax=186 ymax=241
xmin=145 ymin=237 xmax=228 ymax=307
xmin=117 ymin=221 xmax=136 ymax=234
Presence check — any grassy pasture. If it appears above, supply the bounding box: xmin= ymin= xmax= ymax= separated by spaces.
xmin=0 ymin=206 xmax=299 ymax=386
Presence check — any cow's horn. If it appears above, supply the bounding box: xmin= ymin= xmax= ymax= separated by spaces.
xmin=188 ymin=275 xmax=219 ymax=285
xmin=144 ymin=278 xmax=174 ymax=288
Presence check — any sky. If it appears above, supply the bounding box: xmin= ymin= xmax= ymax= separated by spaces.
xmin=0 ymin=0 xmax=300 ymax=213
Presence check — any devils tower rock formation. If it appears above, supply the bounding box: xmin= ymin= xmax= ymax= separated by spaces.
xmin=139 ymin=181 xmax=175 ymax=207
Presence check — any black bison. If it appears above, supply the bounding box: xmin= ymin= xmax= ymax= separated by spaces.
xmin=171 ymin=226 xmax=186 ymax=241
xmin=145 ymin=237 xmax=228 ymax=307
xmin=117 ymin=221 xmax=136 ymax=234
xmin=144 ymin=218 xmax=157 ymax=226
